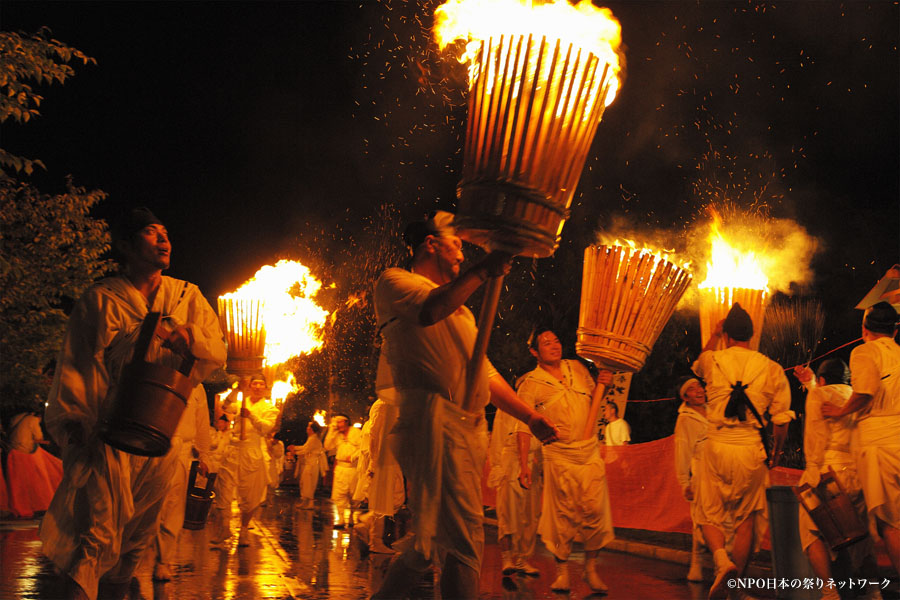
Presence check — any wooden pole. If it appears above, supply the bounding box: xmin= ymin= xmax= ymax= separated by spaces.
xmin=582 ymin=375 xmax=608 ymax=440
xmin=239 ymin=391 xmax=247 ymax=441
xmin=461 ymin=274 xmax=505 ymax=413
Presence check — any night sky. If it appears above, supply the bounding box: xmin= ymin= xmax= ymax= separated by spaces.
xmin=4 ymin=1 xmax=899 ymax=363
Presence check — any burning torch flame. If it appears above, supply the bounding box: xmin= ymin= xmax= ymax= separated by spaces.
xmin=222 ymin=260 xmax=330 ymax=365
xmin=698 ymin=215 xmax=768 ymax=292
xmin=601 ymin=236 xmax=691 ymax=272
xmin=271 ymin=372 xmax=303 ymax=405
xmin=313 ymin=410 xmax=327 ymax=428
xmin=434 ymin=0 xmax=623 ymax=106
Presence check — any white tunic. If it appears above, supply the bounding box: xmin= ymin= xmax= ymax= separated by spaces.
xmin=489 ymin=408 xmax=541 ymax=555
xmin=797 ymin=381 xmax=871 ymax=560
xmin=374 ymin=267 xmax=494 ymax=571
xmin=849 ymin=337 xmax=900 ymax=528
xmin=235 ymin=398 xmax=278 ymax=514
xmin=604 ymin=418 xmax=631 ymax=446
xmin=691 ymin=346 xmax=793 ymax=534
xmin=40 ymin=275 xmax=225 ymax=600
xmin=674 ymin=402 xmax=708 ymax=498
xmin=295 ymin=433 xmax=326 ymax=501
xmin=515 ymin=361 xmax=614 ymax=560
xmin=155 ymin=384 xmax=212 ymax=565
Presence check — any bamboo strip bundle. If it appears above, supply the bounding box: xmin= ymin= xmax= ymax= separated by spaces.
xmin=699 ymin=287 xmax=768 ymax=351
xmin=454 ymin=34 xmax=616 ymax=258
xmin=577 ymin=245 xmax=693 ymax=372
xmin=217 ymin=297 xmax=267 ymax=374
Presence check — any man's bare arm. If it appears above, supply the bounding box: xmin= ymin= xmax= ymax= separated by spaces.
xmin=419 ymin=252 xmax=511 ymax=326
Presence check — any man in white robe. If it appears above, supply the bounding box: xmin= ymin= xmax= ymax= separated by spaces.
xmin=208 ymin=413 xmax=236 ymax=546
xmin=40 ymin=208 xmax=226 ymax=600
xmin=488 ymin=405 xmax=541 ymax=576
xmin=515 ymin=328 xmax=615 ymax=594
xmin=674 ymin=377 xmax=710 ymax=582
xmin=151 ymin=384 xmax=211 ymax=581
xmin=691 ymin=303 xmax=794 ymax=600
xmin=371 ymin=211 xmax=558 ymax=600
xmin=324 ymin=413 xmax=361 ymax=528
xmin=354 ymin=398 xmax=405 ymax=554
xmin=822 ymin=301 xmax=900 ymax=574
xmin=295 ymin=421 xmax=326 ymax=509
xmin=795 ymin=360 xmax=882 ymax=600
xmin=235 ymin=374 xmax=278 ymax=546
xmin=603 ymin=402 xmax=631 ymax=445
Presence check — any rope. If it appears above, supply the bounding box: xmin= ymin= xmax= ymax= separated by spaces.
xmin=618 ymin=338 xmax=865 ymax=403
xmin=783 ymin=337 xmax=863 ymax=372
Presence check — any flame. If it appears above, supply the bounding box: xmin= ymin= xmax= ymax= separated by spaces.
xmin=599 ymin=236 xmax=691 ymax=271
xmin=434 ymin=0 xmax=623 ymax=106
xmin=698 ymin=214 xmax=769 ymax=291
xmin=221 ymin=260 xmax=330 ymax=365
xmin=313 ymin=410 xmax=327 ymax=428
xmin=271 ymin=372 xmax=303 ymax=404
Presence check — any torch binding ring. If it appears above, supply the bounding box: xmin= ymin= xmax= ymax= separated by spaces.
xmin=576 ymin=326 xmax=651 ymax=373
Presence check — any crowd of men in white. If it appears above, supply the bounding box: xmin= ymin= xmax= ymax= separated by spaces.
xmin=38 ymin=208 xmax=899 ymax=600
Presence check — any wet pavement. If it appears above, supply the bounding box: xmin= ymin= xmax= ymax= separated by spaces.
xmin=1 ymin=490 xmax=895 ymax=599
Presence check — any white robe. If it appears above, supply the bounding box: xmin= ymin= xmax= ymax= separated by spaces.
xmin=674 ymin=402 xmax=712 ymax=553
xmin=797 ymin=381 xmax=872 ymax=562
xmin=604 ymin=418 xmax=631 ymax=446
xmin=154 ymin=384 xmax=211 ymax=566
xmin=363 ymin=399 xmax=405 ymax=515
xmin=374 ymin=267 xmax=494 ymax=572
xmin=691 ymin=346 xmax=794 ymax=535
xmin=235 ymin=398 xmax=278 ymax=514
xmin=849 ymin=337 xmax=900 ymax=528
xmin=325 ymin=426 xmax=361 ymax=523
xmin=296 ymin=434 xmax=326 ymax=502
xmin=516 ymin=361 xmax=614 ymax=560
xmin=40 ymin=275 xmax=225 ymax=600
xmin=489 ymin=408 xmax=541 ymax=558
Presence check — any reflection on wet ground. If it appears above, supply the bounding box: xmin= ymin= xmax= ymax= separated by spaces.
xmin=1 ymin=491 xmax=746 ymax=599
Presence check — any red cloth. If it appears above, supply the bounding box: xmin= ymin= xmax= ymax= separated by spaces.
xmin=483 ymin=434 xmax=804 ymax=544
xmin=5 ymin=447 xmax=63 ymax=518
xmin=600 ymin=436 xmax=694 ymax=534
xmin=0 ymin=459 xmax=8 ymax=515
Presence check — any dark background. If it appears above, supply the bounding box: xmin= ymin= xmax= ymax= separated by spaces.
xmin=4 ymin=1 xmax=898 ymax=444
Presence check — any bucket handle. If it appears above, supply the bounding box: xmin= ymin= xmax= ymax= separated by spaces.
xmin=134 ymin=312 xmax=196 ymax=376
xmin=188 ymin=460 xmax=218 ymax=495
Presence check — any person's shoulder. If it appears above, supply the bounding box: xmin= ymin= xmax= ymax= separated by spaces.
xmin=565 ymin=359 xmax=591 ymax=375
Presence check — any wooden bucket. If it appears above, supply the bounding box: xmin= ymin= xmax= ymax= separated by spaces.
xmin=455 ymin=34 xmax=617 ymax=257
xmin=183 ymin=461 xmax=218 ymax=530
xmin=100 ymin=313 xmax=194 ymax=457
xmin=699 ymin=287 xmax=768 ymax=351
xmin=793 ymin=467 xmax=868 ymax=551
xmin=577 ymin=245 xmax=692 ymax=372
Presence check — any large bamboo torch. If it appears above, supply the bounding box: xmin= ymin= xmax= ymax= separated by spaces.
xmin=697 ymin=216 xmax=770 ymax=351
xmin=217 ymin=297 xmax=266 ymax=440
xmin=433 ymin=0 xmax=624 ymax=412
xmin=577 ymin=243 xmax=692 ymax=439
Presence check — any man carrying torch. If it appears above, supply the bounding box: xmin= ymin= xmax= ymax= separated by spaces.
xmin=371 ymin=211 xmax=559 ymax=600
xmin=514 ymin=327 xmax=615 ymax=593
xmin=691 ymin=303 xmax=794 ymax=600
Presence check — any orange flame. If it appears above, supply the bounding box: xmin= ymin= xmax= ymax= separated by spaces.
xmin=598 ymin=235 xmax=691 ymax=271
xmin=221 ymin=260 xmax=330 ymax=366
xmin=434 ymin=0 xmax=623 ymax=107
xmin=313 ymin=410 xmax=327 ymax=428
xmin=698 ymin=214 xmax=768 ymax=292
xmin=271 ymin=372 xmax=303 ymax=405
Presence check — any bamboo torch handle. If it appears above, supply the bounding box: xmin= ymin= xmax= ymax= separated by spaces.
xmin=461 ymin=274 xmax=506 ymax=413
xmin=239 ymin=391 xmax=247 ymax=441
xmin=582 ymin=375 xmax=608 ymax=441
